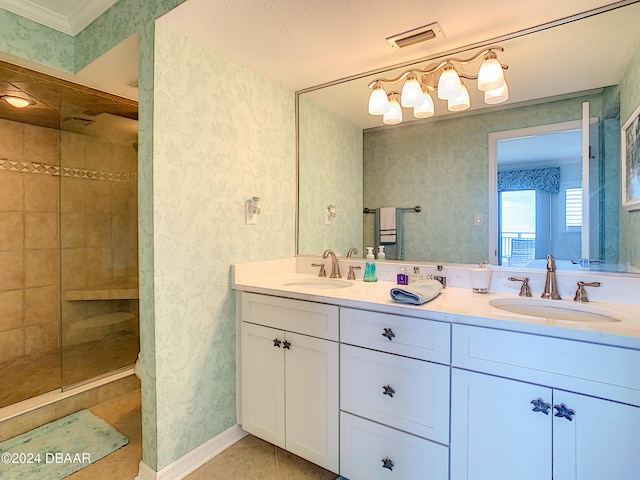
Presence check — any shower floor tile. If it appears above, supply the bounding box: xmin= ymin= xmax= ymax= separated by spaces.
xmin=0 ymin=334 xmax=138 ymax=409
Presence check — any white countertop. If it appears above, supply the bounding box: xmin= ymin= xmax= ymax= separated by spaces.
xmin=233 ymin=264 xmax=640 ymax=350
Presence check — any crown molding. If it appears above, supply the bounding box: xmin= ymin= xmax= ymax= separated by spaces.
xmin=0 ymin=0 xmax=119 ymax=36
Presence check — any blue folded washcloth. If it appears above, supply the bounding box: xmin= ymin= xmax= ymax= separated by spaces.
xmin=390 ymin=279 xmax=443 ymax=305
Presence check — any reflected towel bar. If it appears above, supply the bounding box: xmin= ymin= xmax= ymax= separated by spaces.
xmin=363 ymin=206 xmax=422 ymax=214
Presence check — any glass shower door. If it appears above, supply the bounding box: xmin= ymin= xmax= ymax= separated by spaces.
xmin=59 ymin=102 xmax=139 ymax=388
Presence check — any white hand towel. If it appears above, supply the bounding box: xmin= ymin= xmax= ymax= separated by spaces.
xmin=379 ymin=207 xmax=396 ymax=231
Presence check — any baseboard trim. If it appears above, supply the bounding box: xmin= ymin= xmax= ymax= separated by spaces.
xmin=135 ymin=424 xmax=247 ymax=480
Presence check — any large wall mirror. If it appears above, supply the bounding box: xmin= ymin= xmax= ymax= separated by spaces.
xmin=297 ymin=1 xmax=640 ymax=274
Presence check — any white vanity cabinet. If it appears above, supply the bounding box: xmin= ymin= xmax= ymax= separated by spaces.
xmin=239 ymin=293 xmax=339 ymax=472
xmin=451 ymin=324 xmax=640 ymax=480
xmin=339 ymin=307 xmax=451 ymax=480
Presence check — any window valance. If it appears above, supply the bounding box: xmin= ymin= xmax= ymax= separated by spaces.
xmin=497 ymin=167 xmax=561 ymax=194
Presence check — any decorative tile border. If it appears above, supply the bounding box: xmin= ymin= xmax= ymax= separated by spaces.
xmin=0 ymin=159 xmax=137 ymax=182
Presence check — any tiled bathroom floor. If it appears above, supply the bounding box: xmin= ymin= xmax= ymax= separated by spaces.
xmin=183 ymin=435 xmax=338 ymax=480
xmin=64 ymin=389 xmax=336 ymax=480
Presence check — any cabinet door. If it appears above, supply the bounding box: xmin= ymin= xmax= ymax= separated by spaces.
xmin=284 ymin=331 xmax=339 ymax=472
xmin=451 ymin=369 xmax=552 ymax=480
xmin=240 ymin=322 xmax=285 ymax=448
xmin=553 ymin=390 xmax=640 ymax=480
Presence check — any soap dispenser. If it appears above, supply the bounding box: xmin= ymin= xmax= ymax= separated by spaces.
xmin=363 ymin=247 xmax=378 ymax=282
xmin=377 ymin=245 xmax=386 ymax=260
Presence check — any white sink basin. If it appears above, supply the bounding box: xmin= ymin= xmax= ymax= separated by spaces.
xmin=489 ymin=297 xmax=625 ymax=323
xmin=283 ymin=278 xmax=353 ymax=289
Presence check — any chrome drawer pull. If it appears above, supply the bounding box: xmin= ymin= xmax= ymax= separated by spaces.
xmin=382 ymin=385 xmax=395 ymax=398
xmin=554 ymin=403 xmax=575 ymax=421
xmin=381 ymin=457 xmax=394 ymax=471
xmin=382 ymin=327 xmax=395 ymax=341
xmin=530 ymin=398 xmax=551 ymax=415
xmin=273 ymin=338 xmax=281 ymax=348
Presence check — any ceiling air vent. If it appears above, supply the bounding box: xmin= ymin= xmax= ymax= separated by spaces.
xmin=386 ymin=22 xmax=444 ymax=49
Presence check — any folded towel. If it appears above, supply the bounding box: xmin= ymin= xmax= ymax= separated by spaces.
xmin=390 ymin=279 xmax=443 ymax=305
xmin=380 ymin=207 xmax=396 ymax=231
xmin=380 ymin=231 xmax=397 ymax=243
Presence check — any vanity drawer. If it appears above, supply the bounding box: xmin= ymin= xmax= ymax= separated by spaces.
xmin=340 ymin=412 xmax=449 ymax=480
xmin=453 ymin=324 xmax=640 ymax=406
xmin=241 ymin=293 xmax=338 ymax=340
xmin=340 ymin=307 xmax=450 ymax=364
xmin=341 ymin=344 xmax=450 ymax=444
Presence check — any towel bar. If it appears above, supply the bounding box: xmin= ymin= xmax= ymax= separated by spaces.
xmin=363 ymin=206 xmax=421 ymax=214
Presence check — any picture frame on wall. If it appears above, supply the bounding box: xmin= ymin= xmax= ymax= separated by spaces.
xmin=622 ymin=102 xmax=640 ymax=211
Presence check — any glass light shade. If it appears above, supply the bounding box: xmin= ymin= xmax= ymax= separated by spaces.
xmin=448 ymin=84 xmax=470 ymax=112
xmin=3 ymin=96 xmax=31 ymax=108
xmin=368 ymin=84 xmax=390 ymax=115
xmin=383 ymin=97 xmax=402 ymax=125
xmin=413 ymin=89 xmax=435 ymax=118
xmin=484 ymin=81 xmax=509 ymax=104
xmin=437 ymin=65 xmax=462 ymax=100
xmin=401 ymin=74 xmax=423 ymax=108
xmin=477 ymin=54 xmax=505 ymax=91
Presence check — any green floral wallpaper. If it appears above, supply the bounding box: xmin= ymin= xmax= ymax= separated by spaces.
xmin=298 ymin=96 xmax=363 ymax=257
xmin=0 ymin=9 xmax=73 ymax=71
xmin=153 ymin=23 xmax=296 ymax=468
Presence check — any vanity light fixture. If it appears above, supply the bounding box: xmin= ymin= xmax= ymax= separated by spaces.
xmin=1 ymin=95 xmax=34 ymax=108
xmin=245 ymin=196 xmax=261 ymax=225
xmin=367 ymin=46 xmax=509 ymax=124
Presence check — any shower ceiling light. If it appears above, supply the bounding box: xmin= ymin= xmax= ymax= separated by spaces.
xmin=1 ymin=95 xmax=34 ymax=108
xmin=367 ymin=46 xmax=509 ymax=125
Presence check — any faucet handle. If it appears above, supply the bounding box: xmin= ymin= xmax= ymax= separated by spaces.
xmin=573 ymin=281 xmax=601 ymax=302
xmin=311 ymin=263 xmax=326 ymax=277
xmin=508 ymin=276 xmax=532 ymax=297
xmin=347 ymin=265 xmax=362 ymax=280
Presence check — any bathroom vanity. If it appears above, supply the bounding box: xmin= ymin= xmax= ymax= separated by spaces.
xmin=234 ymin=259 xmax=640 ymax=479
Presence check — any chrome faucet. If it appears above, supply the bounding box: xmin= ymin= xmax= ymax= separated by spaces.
xmin=322 ymin=249 xmax=341 ymax=278
xmin=541 ymin=253 xmax=561 ymax=299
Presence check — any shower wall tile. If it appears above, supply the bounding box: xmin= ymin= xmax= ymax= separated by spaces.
xmin=0 ymin=119 xmax=24 ymax=161
xmin=24 ymin=323 xmax=59 ymax=354
xmin=89 ymin=182 xmax=113 ymax=214
xmin=0 ymin=250 xmax=24 ymax=290
xmin=24 ymin=249 xmax=59 ymax=288
xmin=0 ymin=171 xmax=24 ymax=211
xmin=24 ymin=174 xmax=59 ymax=213
xmin=24 ymin=126 xmax=59 ymax=166
xmin=24 ymin=212 xmax=58 ymax=249
xmin=0 ymin=212 xmax=23 ymax=250
xmin=86 ymin=247 xmax=113 ymax=286
xmin=60 ymin=248 xmax=87 ymax=287
xmin=0 ymin=290 xmax=23 ymax=331
xmin=86 ymin=214 xmax=112 ymax=247
xmin=0 ymin=328 xmax=24 ymax=362
xmin=60 ymin=213 xmax=86 ymax=248
xmin=60 ymin=178 xmax=86 ymax=213
xmin=24 ymin=286 xmax=60 ymax=326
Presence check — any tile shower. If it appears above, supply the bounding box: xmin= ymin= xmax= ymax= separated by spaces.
xmin=0 ymin=69 xmax=139 ymax=409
